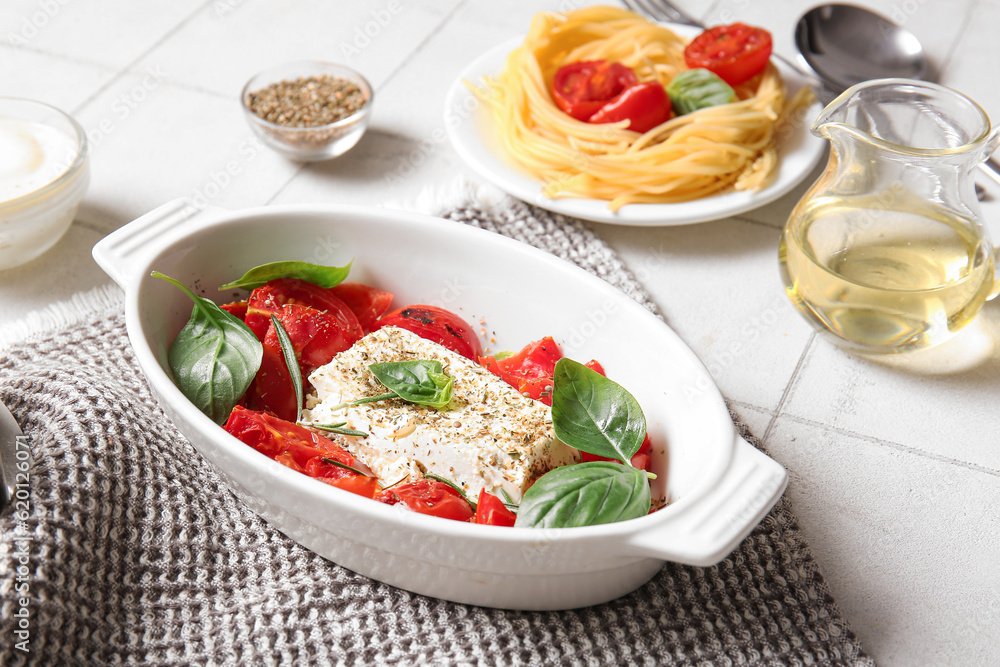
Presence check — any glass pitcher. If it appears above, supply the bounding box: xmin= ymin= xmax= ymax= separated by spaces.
xmin=779 ymin=78 xmax=1000 ymax=354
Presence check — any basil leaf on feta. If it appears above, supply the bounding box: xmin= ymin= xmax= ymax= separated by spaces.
xmin=550 ymin=358 xmax=646 ymax=465
xmin=154 ymin=271 xmax=262 ymax=425
xmin=666 ymin=68 xmax=736 ymax=115
xmin=514 ymin=461 xmax=651 ymax=528
xmin=368 ymin=360 xmax=454 ymax=409
xmin=219 ymin=259 xmax=352 ymax=291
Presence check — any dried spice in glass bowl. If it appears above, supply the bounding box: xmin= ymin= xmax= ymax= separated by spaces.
xmin=241 ymin=61 xmax=373 ymax=161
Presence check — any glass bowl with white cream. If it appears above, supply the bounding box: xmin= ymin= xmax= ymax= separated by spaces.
xmin=0 ymin=97 xmax=89 ymax=271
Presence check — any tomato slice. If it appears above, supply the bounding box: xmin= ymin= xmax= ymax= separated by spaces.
xmin=245 ymin=278 xmax=363 ymax=343
xmin=245 ymin=336 xmax=299 ymax=421
xmin=474 ymin=488 xmax=517 ymax=527
xmin=224 ymin=407 xmax=377 ymax=498
xmin=551 ymin=60 xmax=638 ymax=121
xmin=329 ymin=282 xmax=394 ymax=332
xmin=374 ymin=305 xmax=482 ymax=360
xmin=220 ymin=299 xmax=249 ymax=320
xmin=481 ymin=337 xmax=608 ymax=405
xmin=263 ymin=302 xmax=362 ymax=374
xmin=304 ymin=456 xmax=379 ymax=498
xmin=683 ymin=23 xmax=773 ymax=86
xmin=481 ymin=337 xmax=562 ymax=403
xmin=375 ymin=479 xmax=475 ymax=522
xmin=586 ymin=81 xmax=672 ymax=133
xmin=580 ymin=432 xmax=654 ymax=472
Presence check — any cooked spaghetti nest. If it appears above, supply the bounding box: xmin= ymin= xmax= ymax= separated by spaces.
xmin=467 ymin=5 xmax=813 ymax=211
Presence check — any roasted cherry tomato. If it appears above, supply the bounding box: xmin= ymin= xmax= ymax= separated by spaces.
xmin=330 ymin=282 xmax=394 ymax=332
xmin=551 ymin=60 xmax=638 ymax=121
xmin=481 ymin=337 xmax=608 ymax=406
xmin=304 ymin=455 xmax=380 ymax=497
xmin=244 ymin=278 xmax=363 ymax=343
xmin=683 ymin=23 xmax=773 ymax=86
xmin=245 ymin=336 xmax=299 ymax=421
xmin=375 ymin=305 xmax=482 ymax=360
xmin=263 ymin=302 xmax=362 ymax=375
xmin=481 ymin=336 xmax=561 ymax=403
xmin=220 ymin=299 xmax=249 ymax=320
xmin=581 ymin=432 xmax=654 ymax=472
xmin=246 ymin=302 xmax=363 ymax=421
xmin=224 ymin=406 xmax=378 ymax=498
xmin=474 ymin=488 xmax=517 ymax=527
xmin=587 ymin=81 xmax=672 ymax=133
xmin=375 ymin=479 xmax=475 ymax=522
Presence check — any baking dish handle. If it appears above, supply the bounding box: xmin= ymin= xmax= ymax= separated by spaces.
xmin=624 ymin=435 xmax=788 ymax=566
xmin=93 ymin=199 xmax=226 ymax=287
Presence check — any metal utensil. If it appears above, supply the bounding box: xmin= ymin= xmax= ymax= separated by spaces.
xmin=0 ymin=397 xmax=25 ymax=511
xmin=794 ymin=4 xmax=1000 ymax=190
xmin=622 ymin=0 xmax=1000 ymax=193
xmin=795 ymin=4 xmax=927 ymax=93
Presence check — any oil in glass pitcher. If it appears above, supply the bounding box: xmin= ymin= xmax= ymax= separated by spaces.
xmin=779 ymin=79 xmax=1000 ymax=353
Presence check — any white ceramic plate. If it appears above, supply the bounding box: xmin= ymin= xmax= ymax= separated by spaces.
xmin=445 ymin=27 xmax=825 ymax=226
xmin=93 ymin=200 xmax=787 ymax=610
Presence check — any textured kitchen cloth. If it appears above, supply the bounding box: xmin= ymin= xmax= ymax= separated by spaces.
xmin=0 ymin=193 xmax=874 ymax=666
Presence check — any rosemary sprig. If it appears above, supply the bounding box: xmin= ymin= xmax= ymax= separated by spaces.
xmin=320 ymin=457 xmax=373 ymax=478
xmin=424 ymin=472 xmax=477 ymax=511
xmin=307 ymin=421 xmax=369 ymax=438
xmin=499 ymin=488 xmax=519 ymax=513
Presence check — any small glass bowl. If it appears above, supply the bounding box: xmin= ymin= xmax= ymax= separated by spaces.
xmin=0 ymin=97 xmax=89 ymax=271
xmin=240 ymin=61 xmax=373 ymax=162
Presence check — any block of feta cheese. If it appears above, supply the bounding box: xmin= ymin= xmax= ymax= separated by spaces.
xmin=302 ymin=326 xmax=579 ymax=503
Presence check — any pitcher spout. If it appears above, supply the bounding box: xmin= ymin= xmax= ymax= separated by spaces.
xmin=811 ymin=78 xmax=995 ymax=159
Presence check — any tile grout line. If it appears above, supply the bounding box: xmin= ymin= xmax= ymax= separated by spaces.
xmin=727 ymin=399 xmax=774 ymax=415
xmin=760 ymin=331 xmax=815 ymax=443
xmin=68 ymin=0 xmax=216 ymax=117
xmin=779 ymin=412 xmax=1000 ymax=479
xmin=376 ymin=0 xmax=470 ymax=91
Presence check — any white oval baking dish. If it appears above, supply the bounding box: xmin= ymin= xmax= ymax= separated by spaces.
xmin=92 ymin=199 xmax=787 ymax=610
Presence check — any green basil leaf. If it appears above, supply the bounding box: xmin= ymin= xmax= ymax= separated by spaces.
xmin=514 ymin=461 xmax=650 ymax=528
xmin=666 ymin=68 xmax=736 ymax=115
xmin=270 ymin=314 xmax=303 ymax=422
xmin=219 ymin=259 xmax=353 ymax=291
xmin=154 ymin=271 xmax=263 ymax=425
xmin=368 ymin=360 xmax=453 ymax=408
xmin=550 ymin=358 xmax=645 ymax=464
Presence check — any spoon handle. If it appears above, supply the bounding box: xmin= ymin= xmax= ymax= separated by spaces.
xmin=979 ymin=157 xmax=1000 ymax=191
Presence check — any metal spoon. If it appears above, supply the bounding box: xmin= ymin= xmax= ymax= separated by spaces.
xmin=0 ymin=398 xmax=25 ymax=511
xmin=795 ymin=4 xmax=1000 ymax=189
xmin=795 ymin=4 xmax=927 ymax=97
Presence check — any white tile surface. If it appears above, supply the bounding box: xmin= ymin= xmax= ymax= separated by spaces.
xmin=133 ymin=0 xmax=463 ymax=97
xmin=781 ymin=309 xmax=1000 ymax=472
xmin=0 ymin=44 xmax=116 ymax=112
xmin=0 ymin=0 xmax=206 ymax=69
xmin=2 ymin=1 xmax=1000 ymax=663
xmin=598 ymin=218 xmax=816 ymax=412
xmin=0 ymin=223 xmax=112 ymax=319
xmin=766 ymin=417 xmax=1000 ymax=667
xmin=72 ymin=73 xmax=300 ymax=231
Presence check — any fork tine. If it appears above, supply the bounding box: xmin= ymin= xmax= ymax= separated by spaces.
xmin=622 ymin=0 xmax=703 ymax=27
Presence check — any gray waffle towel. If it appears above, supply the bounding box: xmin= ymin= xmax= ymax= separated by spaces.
xmin=0 ymin=195 xmax=873 ymax=665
